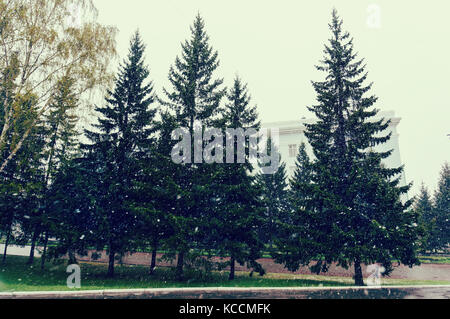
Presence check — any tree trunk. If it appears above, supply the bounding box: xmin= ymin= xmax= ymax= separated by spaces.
xmin=229 ymin=256 xmax=235 ymax=281
xmin=68 ymin=249 xmax=77 ymax=265
xmin=27 ymin=229 xmax=39 ymax=265
xmin=149 ymin=245 xmax=158 ymax=275
xmin=107 ymin=249 xmax=115 ymax=278
xmin=2 ymin=227 xmax=11 ymax=264
xmin=40 ymin=232 xmax=49 ymax=270
xmin=176 ymin=251 xmax=184 ymax=281
xmin=354 ymin=257 xmax=365 ymax=286
xmin=0 ymin=104 xmax=49 ymax=174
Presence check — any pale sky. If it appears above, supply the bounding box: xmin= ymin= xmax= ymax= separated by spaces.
xmin=93 ymin=0 xmax=449 ymax=197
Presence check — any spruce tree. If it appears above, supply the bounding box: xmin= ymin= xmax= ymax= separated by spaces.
xmin=289 ymin=143 xmax=313 ymax=210
xmin=255 ymin=139 xmax=290 ymax=251
xmin=432 ymin=163 xmax=450 ymax=250
xmin=82 ymin=31 xmax=157 ymax=277
xmin=160 ymin=14 xmax=225 ymax=280
xmin=40 ymin=75 xmax=80 ymax=268
xmin=414 ymin=184 xmax=435 ymax=251
xmin=213 ymin=76 xmax=264 ymax=280
xmin=7 ymin=94 xmax=47 ymax=265
xmin=13 ymin=98 xmax=47 ymax=265
xmin=415 ymin=185 xmax=434 ymax=224
xmin=0 ymin=113 xmax=46 ymax=265
xmin=0 ymin=86 xmax=48 ymax=265
xmin=130 ymin=110 xmax=180 ymax=274
xmin=46 ymin=157 xmax=100 ymax=265
xmin=278 ymin=10 xmax=422 ymax=286
xmin=273 ymin=143 xmax=316 ymax=270
xmin=0 ymin=55 xmax=21 ymax=262
xmin=43 ymin=75 xmax=80 ymax=184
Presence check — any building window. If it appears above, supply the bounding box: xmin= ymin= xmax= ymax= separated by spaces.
xmin=289 ymin=144 xmax=297 ymax=158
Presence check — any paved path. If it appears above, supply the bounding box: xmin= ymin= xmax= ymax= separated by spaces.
xmin=0 ymin=244 xmax=41 ymax=257
xmin=0 ymin=285 xmax=449 ymax=299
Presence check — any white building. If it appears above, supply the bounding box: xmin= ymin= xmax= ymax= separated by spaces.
xmin=262 ymin=111 xmax=407 ymax=187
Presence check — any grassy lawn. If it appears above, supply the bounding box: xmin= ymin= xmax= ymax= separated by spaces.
xmin=418 ymin=255 xmax=450 ymax=264
xmin=0 ymin=255 xmax=449 ymax=292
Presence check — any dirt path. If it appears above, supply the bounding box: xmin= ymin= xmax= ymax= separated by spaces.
xmin=75 ymin=250 xmax=450 ymax=282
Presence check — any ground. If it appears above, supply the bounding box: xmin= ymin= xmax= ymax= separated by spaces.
xmin=0 ymin=251 xmax=449 ymax=293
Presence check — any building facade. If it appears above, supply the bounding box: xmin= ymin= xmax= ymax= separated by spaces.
xmin=262 ymin=111 xmax=407 ymax=187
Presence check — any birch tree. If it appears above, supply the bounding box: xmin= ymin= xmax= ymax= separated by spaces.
xmin=0 ymin=0 xmax=117 ymax=173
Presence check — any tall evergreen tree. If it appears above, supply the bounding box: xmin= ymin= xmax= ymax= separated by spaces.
xmin=82 ymin=31 xmax=157 ymax=277
xmin=0 ymin=54 xmax=21 ymax=262
xmin=276 ymin=10 xmax=421 ymax=286
xmin=3 ymin=93 xmax=47 ymax=265
xmin=160 ymin=14 xmax=226 ymax=280
xmin=213 ymin=76 xmax=265 ymax=280
xmin=39 ymin=75 xmax=80 ymax=268
xmin=0 ymin=96 xmax=47 ymax=264
xmin=415 ymin=185 xmax=434 ymax=224
xmin=289 ymin=143 xmax=313 ymax=210
xmin=414 ymin=184 xmax=435 ymax=251
xmin=273 ymin=143 xmax=315 ymax=270
xmin=130 ymin=110 xmax=180 ymax=274
xmin=46 ymin=157 xmax=100 ymax=265
xmin=0 ymin=57 xmax=47 ymax=262
xmin=43 ymin=75 xmax=80 ymax=184
xmin=256 ymin=138 xmax=290 ymax=251
xmin=432 ymin=163 xmax=450 ymax=250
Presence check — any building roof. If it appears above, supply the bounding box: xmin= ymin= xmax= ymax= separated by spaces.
xmin=261 ymin=111 xmax=401 ymax=135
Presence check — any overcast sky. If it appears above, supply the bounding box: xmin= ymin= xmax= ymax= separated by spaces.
xmin=93 ymin=0 xmax=449 ymax=197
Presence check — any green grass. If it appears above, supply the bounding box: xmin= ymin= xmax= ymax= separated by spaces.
xmin=0 ymin=255 xmax=449 ymax=292
xmin=0 ymin=256 xmax=351 ymax=292
xmin=418 ymin=255 xmax=450 ymax=264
